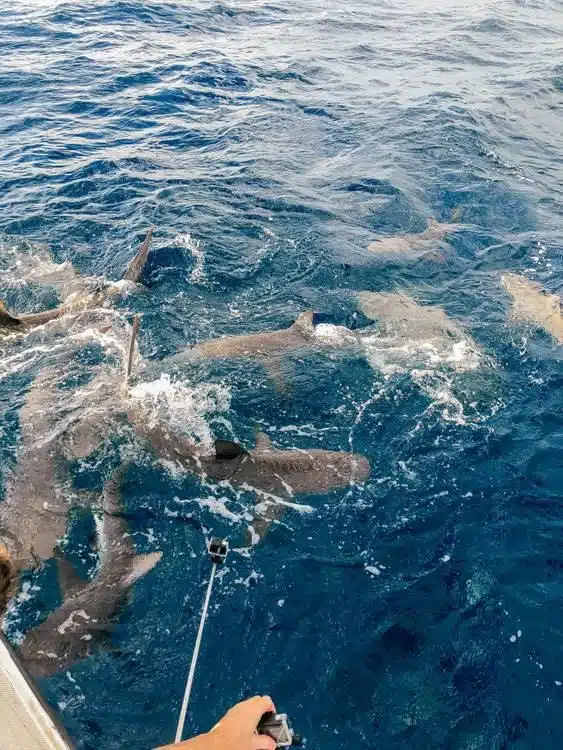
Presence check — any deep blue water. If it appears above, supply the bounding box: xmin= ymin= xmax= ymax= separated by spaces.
xmin=1 ymin=1 xmax=563 ymax=748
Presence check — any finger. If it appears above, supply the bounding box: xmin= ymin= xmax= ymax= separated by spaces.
xmin=223 ymin=695 xmax=276 ymax=729
xmin=251 ymin=735 xmax=277 ymax=750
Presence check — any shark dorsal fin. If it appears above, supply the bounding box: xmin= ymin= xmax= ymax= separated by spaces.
xmin=0 ymin=300 xmax=22 ymax=327
xmin=122 ymin=227 xmax=154 ymax=283
xmin=214 ymin=439 xmax=247 ymax=460
xmin=255 ymin=431 xmax=273 ymax=451
xmin=292 ymin=310 xmax=315 ymax=336
xmin=122 ymin=551 xmax=162 ymax=587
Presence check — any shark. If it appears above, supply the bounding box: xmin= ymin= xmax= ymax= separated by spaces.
xmin=367 ymin=219 xmax=462 ymax=258
xmin=355 ymin=291 xmax=486 ymax=418
xmin=357 ymin=291 xmax=471 ymax=343
xmin=0 ymin=228 xmax=154 ymax=332
xmin=0 ymin=313 xmax=141 ymax=604
xmin=145 ymin=310 xmax=368 ymax=391
xmin=129 ymin=421 xmax=371 ymax=543
xmin=158 ymin=310 xmax=318 ymax=390
xmin=17 ymin=468 xmax=161 ymax=678
xmin=56 ymin=357 xmax=371 ymax=544
xmin=46 ymin=361 xmax=371 ymax=544
xmin=0 ymin=365 xmax=88 ymax=575
xmin=501 ymin=272 xmax=563 ymax=344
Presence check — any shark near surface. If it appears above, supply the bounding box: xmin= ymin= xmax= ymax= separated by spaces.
xmin=18 ymin=467 xmax=162 ymax=679
xmin=4 ymin=221 xmax=543 ymax=678
xmin=0 ymin=228 xmax=153 ymax=333
xmin=501 ymin=272 xmax=563 ymax=344
xmin=367 ymin=219 xmax=462 ymax=258
xmin=1 ymin=301 xmax=371 ymax=674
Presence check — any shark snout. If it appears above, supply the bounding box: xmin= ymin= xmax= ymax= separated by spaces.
xmin=350 ymin=454 xmax=370 ymax=483
xmin=320 ymin=452 xmax=371 ymax=489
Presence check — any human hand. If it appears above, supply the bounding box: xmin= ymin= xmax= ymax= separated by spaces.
xmin=156 ymin=695 xmax=277 ymax=750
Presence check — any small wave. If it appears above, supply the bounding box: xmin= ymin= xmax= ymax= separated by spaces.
xmin=170 ymin=232 xmax=207 ymax=284
xmin=128 ymin=374 xmax=231 ymax=452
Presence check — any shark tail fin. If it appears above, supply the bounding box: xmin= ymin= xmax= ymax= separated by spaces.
xmin=0 ymin=300 xmax=22 ymax=327
xmin=122 ymin=551 xmax=162 ymax=587
xmin=292 ymin=310 xmax=315 ymax=336
xmin=122 ymin=227 xmax=154 ymax=283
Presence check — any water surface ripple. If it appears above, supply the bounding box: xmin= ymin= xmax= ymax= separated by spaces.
xmin=1 ymin=1 xmax=562 ymax=749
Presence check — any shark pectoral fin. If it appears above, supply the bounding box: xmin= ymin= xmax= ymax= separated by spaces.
xmin=122 ymin=551 xmax=162 ymax=587
xmin=0 ymin=300 xmax=22 ymax=327
xmin=214 ymin=439 xmax=247 ymax=460
xmin=255 ymin=431 xmax=273 ymax=451
xmin=244 ymin=501 xmax=286 ymax=546
xmin=292 ymin=310 xmax=315 ymax=336
xmin=122 ymin=227 xmax=154 ymax=283
xmin=56 ymin=557 xmax=87 ymax=599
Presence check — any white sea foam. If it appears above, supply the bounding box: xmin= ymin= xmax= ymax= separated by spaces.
xmin=171 ymin=233 xmax=206 ymax=284
xmin=193 ymin=496 xmax=242 ymax=523
xmin=128 ymin=374 xmax=231 ymax=452
xmin=359 ymin=331 xmax=488 ymax=425
xmin=312 ymin=319 xmax=492 ymax=426
xmin=313 ymin=323 xmax=358 ymax=346
xmin=0 ymin=237 xmax=96 ymax=298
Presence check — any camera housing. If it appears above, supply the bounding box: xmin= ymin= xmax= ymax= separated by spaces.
xmin=257 ymin=712 xmax=299 ymax=747
xmin=208 ymin=538 xmax=229 ymax=564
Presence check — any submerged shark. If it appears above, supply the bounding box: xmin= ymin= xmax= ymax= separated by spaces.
xmin=18 ymin=468 xmax=161 ymax=678
xmin=501 ymin=272 xmax=562 ymax=344
xmin=0 ymin=366 xmax=86 ymax=575
xmin=357 ymin=291 xmax=470 ymax=343
xmin=0 ymin=228 xmax=153 ymax=332
xmin=355 ymin=290 xmax=486 ymax=407
xmin=367 ymin=219 xmax=461 ymax=258
xmin=147 ymin=310 xmax=367 ymax=390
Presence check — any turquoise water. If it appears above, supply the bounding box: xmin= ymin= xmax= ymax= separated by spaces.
xmin=1 ymin=1 xmax=563 ymax=748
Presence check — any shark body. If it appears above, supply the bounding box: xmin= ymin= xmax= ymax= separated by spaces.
xmin=18 ymin=469 xmax=161 ymax=678
xmin=501 ymin=272 xmax=562 ymax=344
xmin=367 ymin=220 xmax=461 ymax=258
xmin=0 ymin=228 xmax=154 ymax=332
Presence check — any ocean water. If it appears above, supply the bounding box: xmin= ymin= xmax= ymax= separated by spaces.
xmin=1 ymin=0 xmax=562 ymax=748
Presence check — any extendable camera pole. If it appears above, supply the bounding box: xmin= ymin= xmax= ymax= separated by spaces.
xmin=175 ymin=538 xmax=229 ymax=744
